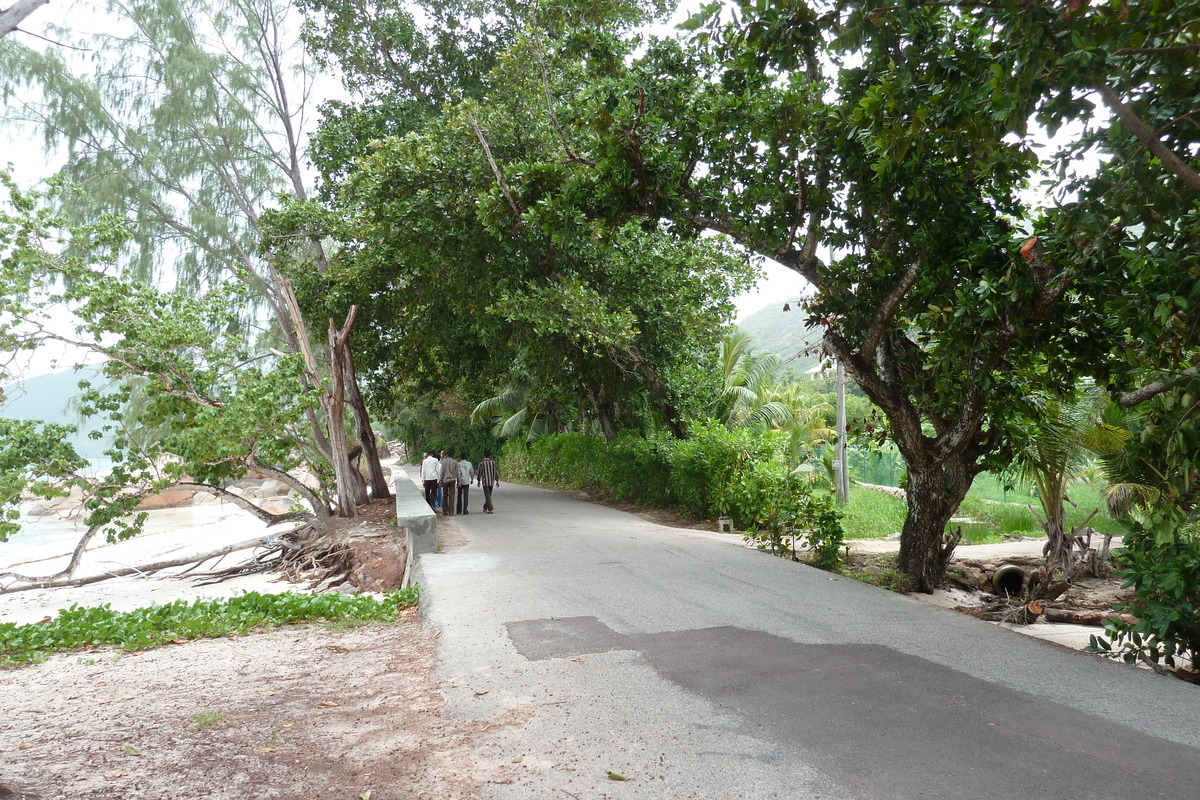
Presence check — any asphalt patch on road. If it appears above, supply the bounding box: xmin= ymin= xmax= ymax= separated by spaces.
xmin=507 ymin=617 xmax=1199 ymax=800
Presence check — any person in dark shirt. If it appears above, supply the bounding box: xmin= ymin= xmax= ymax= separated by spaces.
xmin=476 ymin=451 xmax=499 ymax=514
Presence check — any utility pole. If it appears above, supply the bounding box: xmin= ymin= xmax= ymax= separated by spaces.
xmin=836 ymin=359 xmax=849 ymax=503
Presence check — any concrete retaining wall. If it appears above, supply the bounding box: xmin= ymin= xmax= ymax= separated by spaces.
xmin=394 ymin=468 xmax=438 ymax=558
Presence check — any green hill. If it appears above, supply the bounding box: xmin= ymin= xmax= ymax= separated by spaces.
xmin=737 ymin=305 xmax=825 ymax=376
xmin=1 ymin=364 xmax=114 ymax=463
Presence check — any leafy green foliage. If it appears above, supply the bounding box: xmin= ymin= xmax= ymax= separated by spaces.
xmin=1087 ymin=532 xmax=1200 ymax=673
xmin=0 ymin=173 xmax=347 ymax=543
xmin=742 ymin=466 xmax=844 ymax=570
xmin=0 ymin=589 xmax=419 ymax=667
xmin=501 ymin=423 xmax=845 ymax=570
xmin=0 ymin=418 xmax=88 ymax=543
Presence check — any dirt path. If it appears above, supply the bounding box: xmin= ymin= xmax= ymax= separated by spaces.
xmin=1 ymin=613 xmax=502 ymax=800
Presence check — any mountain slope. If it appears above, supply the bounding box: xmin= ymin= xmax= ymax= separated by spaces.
xmin=737 ymin=305 xmax=825 ymax=376
xmin=1 ymin=364 xmax=113 ymax=462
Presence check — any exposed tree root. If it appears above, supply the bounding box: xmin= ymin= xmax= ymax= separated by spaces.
xmin=1 ymin=497 xmax=404 ymax=597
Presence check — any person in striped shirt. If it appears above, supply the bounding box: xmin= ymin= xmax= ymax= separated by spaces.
xmin=476 ymin=451 xmax=500 ymax=514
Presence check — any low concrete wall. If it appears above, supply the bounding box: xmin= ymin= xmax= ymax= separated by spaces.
xmin=394 ymin=467 xmax=438 ymax=557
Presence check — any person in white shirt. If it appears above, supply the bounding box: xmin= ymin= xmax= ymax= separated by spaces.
xmin=420 ymin=451 xmax=440 ymax=509
xmin=456 ymin=452 xmax=474 ymax=514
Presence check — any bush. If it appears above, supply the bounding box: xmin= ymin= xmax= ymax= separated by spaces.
xmin=1088 ymin=530 xmax=1200 ymax=672
xmin=0 ymin=589 xmax=419 ymax=667
xmin=742 ymin=466 xmax=844 ymax=569
xmin=667 ymin=420 xmax=778 ymax=523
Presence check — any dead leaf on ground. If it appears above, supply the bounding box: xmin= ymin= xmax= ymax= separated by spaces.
xmin=103 ymin=770 xmax=127 ymax=780
xmin=316 ymin=701 xmax=340 ymax=708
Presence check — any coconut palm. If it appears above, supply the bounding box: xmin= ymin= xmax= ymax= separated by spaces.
xmin=470 ymin=366 xmax=558 ymax=442
xmin=715 ymin=331 xmax=789 ymax=429
xmin=1002 ymin=387 xmax=1128 ymax=572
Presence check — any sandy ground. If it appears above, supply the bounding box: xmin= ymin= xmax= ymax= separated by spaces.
xmin=1 ymin=504 xmax=302 ymax=627
xmin=0 ymin=616 xmax=502 ymax=800
xmin=1 ymin=515 xmax=500 ymax=800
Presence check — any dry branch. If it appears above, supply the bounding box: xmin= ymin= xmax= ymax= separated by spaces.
xmin=0 ymin=536 xmax=271 ymax=594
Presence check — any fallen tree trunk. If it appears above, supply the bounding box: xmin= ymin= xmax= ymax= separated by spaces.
xmin=1041 ymin=607 xmax=1138 ymax=627
xmin=0 ymin=536 xmax=271 ymax=594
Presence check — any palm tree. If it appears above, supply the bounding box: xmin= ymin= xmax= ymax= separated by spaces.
xmin=715 ymin=331 xmax=789 ymax=429
xmin=1003 ymin=387 xmax=1128 ymax=572
xmin=470 ymin=367 xmax=557 ymax=441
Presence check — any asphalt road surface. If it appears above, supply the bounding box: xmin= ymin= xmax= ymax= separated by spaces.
xmin=412 ymin=474 xmax=1200 ymax=800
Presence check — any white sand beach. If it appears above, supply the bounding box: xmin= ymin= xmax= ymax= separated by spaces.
xmin=0 ymin=501 xmax=307 ymax=626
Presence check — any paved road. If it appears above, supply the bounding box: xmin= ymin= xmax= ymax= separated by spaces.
xmin=411 ymin=473 xmax=1200 ymax=799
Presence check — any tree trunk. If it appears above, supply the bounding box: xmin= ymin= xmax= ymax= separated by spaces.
xmin=344 ymin=348 xmax=390 ymax=499
xmin=897 ymin=459 xmax=975 ymax=592
xmin=326 ymin=312 xmax=361 ymax=518
xmin=583 ymin=380 xmax=618 ymax=442
xmin=612 ymin=343 xmax=689 ymax=439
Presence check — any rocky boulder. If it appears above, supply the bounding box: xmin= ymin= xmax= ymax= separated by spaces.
xmin=137 ymin=487 xmax=198 ymax=510
xmin=345 ymin=532 xmax=408 ymax=592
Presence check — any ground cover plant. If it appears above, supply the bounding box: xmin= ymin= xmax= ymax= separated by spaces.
xmin=0 ymin=588 xmax=418 ymax=667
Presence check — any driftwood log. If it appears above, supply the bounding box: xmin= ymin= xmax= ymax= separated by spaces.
xmin=1040 ymin=607 xmax=1137 ymax=627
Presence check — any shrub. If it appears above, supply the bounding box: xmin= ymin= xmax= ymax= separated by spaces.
xmin=741 ymin=466 xmax=844 ymax=569
xmin=667 ymin=420 xmax=778 ymax=522
xmin=0 ymin=589 xmax=418 ymax=667
xmin=1087 ymin=530 xmax=1200 ymax=673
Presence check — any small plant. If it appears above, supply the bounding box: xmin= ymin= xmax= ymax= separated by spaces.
xmin=742 ymin=465 xmax=845 ymax=570
xmin=837 ymin=553 xmax=915 ymax=593
xmin=192 ymin=711 xmax=224 ymax=730
xmin=1086 ymin=531 xmax=1200 ymax=676
xmin=0 ymin=588 xmax=419 ymax=668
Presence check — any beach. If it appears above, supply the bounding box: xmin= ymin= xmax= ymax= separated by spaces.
xmin=1 ymin=501 xmax=307 ymax=627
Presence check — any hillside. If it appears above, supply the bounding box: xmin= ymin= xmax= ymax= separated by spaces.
xmin=737 ymin=305 xmax=825 ymax=376
xmin=1 ymin=364 xmax=113 ymax=463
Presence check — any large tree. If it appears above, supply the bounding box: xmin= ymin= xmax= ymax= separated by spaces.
xmin=381 ymin=0 xmax=1197 ymax=589
xmin=0 ymin=0 xmax=389 ymax=513
xmin=293 ymin=0 xmax=754 ymax=441
xmin=0 ymin=176 xmax=336 ymax=579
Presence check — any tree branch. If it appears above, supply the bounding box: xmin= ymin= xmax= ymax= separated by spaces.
xmin=0 ymin=536 xmax=272 ymax=593
xmin=1093 ymin=81 xmax=1200 ymax=193
xmin=465 ymin=106 xmax=523 ymax=221
xmin=0 ymin=0 xmax=47 ymax=37
xmin=1119 ymin=366 xmax=1200 ymax=407
xmin=864 ymin=258 xmax=921 ymax=356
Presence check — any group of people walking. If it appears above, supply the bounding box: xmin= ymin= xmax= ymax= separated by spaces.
xmin=420 ymin=450 xmax=500 ymax=516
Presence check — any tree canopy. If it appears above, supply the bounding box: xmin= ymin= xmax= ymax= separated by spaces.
xmin=290 ymin=0 xmax=1199 ymax=589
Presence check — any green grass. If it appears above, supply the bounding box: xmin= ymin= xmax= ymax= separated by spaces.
xmin=192 ymin=711 xmax=225 ymax=730
xmin=0 ymin=588 xmax=419 ymax=668
xmin=841 ymin=476 xmax=1125 ymax=545
xmin=840 ymin=488 xmax=908 ymax=540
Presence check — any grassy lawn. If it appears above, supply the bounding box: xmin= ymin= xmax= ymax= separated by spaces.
xmin=841 ymin=474 xmax=1124 ymax=544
